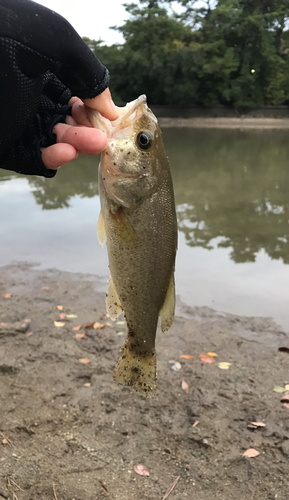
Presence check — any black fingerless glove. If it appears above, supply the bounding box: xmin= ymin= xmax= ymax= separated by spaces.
xmin=0 ymin=0 xmax=109 ymax=177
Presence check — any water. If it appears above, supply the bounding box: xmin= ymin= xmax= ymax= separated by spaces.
xmin=1 ymin=128 xmax=289 ymax=330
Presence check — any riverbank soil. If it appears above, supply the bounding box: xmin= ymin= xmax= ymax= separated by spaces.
xmin=1 ymin=263 xmax=289 ymax=500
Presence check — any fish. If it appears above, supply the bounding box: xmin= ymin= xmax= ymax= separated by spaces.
xmin=88 ymin=95 xmax=177 ymax=396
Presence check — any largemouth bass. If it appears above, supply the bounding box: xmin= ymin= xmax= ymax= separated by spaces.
xmin=89 ymin=95 xmax=177 ymax=396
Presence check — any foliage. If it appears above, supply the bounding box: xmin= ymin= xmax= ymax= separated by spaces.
xmin=83 ymin=0 xmax=289 ymax=107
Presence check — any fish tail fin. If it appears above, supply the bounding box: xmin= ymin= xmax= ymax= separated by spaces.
xmin=113 ymin=340 xmax=156 ymax=397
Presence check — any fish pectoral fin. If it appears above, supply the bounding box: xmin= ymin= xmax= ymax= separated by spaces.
xmin=159 ymin=271 xmax=175 ymax=333
xmin=97 ymin=211 xmax=106 ymax=248
xmin=106 ymin=275 xmax=123 ymax=320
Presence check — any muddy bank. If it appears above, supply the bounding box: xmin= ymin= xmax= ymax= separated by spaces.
xmin=1 ymin=263 xmax=289 ymax=500
xmin=159 ymin=117 xmax=289 ymax=128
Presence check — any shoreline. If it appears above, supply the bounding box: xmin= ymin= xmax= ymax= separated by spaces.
xmin=159 ymin=116 xmax=289 ymax=128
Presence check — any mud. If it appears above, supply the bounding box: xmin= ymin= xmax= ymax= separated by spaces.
xmin=1 ymin=263 xmax=289 ymax=500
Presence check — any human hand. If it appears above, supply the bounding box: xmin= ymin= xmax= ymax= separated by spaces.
xmin=42 ymin=88 xmax=119 ymax=170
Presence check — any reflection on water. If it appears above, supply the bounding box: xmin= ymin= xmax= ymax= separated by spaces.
xmin=163 ymin=128 xmax=289 ymax=264
xmin=1 ymin=128 xmax=289 ymax=327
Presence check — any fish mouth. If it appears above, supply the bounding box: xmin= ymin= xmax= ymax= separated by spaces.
xmin=88 ymin=95 xmax=157 ymax=135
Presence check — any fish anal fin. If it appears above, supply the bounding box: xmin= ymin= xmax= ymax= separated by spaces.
xmin=97 ymin=211 xmax=106 ymax=248
xmin=113 ymin=339 xmax=156 ymax=397
xmin=106 ymin=275 xmax=123 ymax=320
xmin=159 ymin=271 xmax=175 ymax=333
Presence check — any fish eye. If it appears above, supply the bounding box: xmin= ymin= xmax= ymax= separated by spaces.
xmin=136 ymin=131 xmax=154 ymax=150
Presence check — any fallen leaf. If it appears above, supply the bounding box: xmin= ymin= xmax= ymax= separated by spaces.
xmin=79 ymin=358 xmax=91 ymax=364
xmin=283 ymin=403 xmax=289 ymax=409
xmin=54 ymin=321 xmax=65 ymax=327
xmin=65 ymin=314 xmax=78 ymax=319
xmin=180 ymin=355 xmax=195 ymax=359
xmin=116 ymin=321 xmax=125 ymax=325
xmin=85 ymin=322 xmax=94 ymax=328
xmin=192 ymin=420 xmax=199 ymax=427
xmin=285 ymin=384 xmax=289 ymax=391
xmin=169 ymin=361 xmax=182 ymax=371
xmin=99 ymin=481 xmax=109 ymax=496
xmin=93 ymin=322 xmax=105 ymax=330
xmin=218 ymin=362 xmax=232 ymax=370
xmin=59 ymin=313 xmax=66 ymax=320
xmin=280 ymin=391 xmax=289 ymax=403
xmin=41 ymin=286 xmax=49 ymax=290
xmin=84 ymin=383 xmax=91 ymax=387
xmin=251 ymin=422 xmax=266 ymax=427
xmin=134 ymin=464 xmax=150 ymax=476
xmin=57 ymin=305 xmax=63 ymax=311
xmin=75 ymin=331 xmax=87 ymax=340
xmin=2 ymin=293 xmax=11 ymax=298
xmin=72 ymin=325 xmax=82 ymax=331
xmin=207 ymin=352 xmax=217 ymax=357
xmin=278 ymin=347 xmax=289 ymax=353
xmin=182 ymin=380 xmax=189 ymax=394
xmin=243 ymin=448 xmax=260 ymax=458
xmin=273 ymin=386 xmax=286 ymax=393
xmin=200 ymin=353 xmax=215 ymax=364
xmin=26 ymin=332 xmax=33 ymax=337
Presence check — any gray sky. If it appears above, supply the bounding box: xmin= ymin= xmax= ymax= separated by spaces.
xmin=34 ymin=0 xmax=127 ymax=45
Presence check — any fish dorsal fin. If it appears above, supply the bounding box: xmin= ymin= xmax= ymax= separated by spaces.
xmin=97 ymin=211 xmax=106 ymax=248
xmin=159 ymin=271 xmax=175 ymax=333
xmin=106 ymin=275 xmax=123 ymax=320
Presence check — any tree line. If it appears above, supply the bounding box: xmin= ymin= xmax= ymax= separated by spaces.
xmin=84 ymin=0 xmax=289 ymax=108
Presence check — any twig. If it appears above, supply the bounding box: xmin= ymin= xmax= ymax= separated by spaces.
xmin=161 ymin=476 xmax=180 ymax=500
xmin=12 ymin=493 xmax=19 ymax=500
xmin=0 ymin=433 xmax=15 ymax=449
xmin=53 ymin=483 xmax=58 ymax=500
xmin=7 ymin=479 xmax=23 ymax=492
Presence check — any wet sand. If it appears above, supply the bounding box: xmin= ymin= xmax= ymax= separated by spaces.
xmin=1 ymin=262 xmax=289 ymax=499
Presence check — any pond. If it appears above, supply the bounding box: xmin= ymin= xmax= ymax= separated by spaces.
xmin=1 ymin=128 xmax=289 ymax=330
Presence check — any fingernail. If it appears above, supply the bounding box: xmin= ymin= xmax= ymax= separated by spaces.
xmin=110 ymin=99 xmax=120 ymax=118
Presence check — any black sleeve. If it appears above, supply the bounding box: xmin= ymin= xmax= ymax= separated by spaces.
xmin=0 ymin=0 xmax=110 ymax=177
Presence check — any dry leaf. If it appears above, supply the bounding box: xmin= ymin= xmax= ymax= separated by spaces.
xmin=169 ymin=361 xmax=182 ymax=371
xmin=280 ymin=391 xmax=289 ymax=403
xmin=41 ymin=286 xmax=49 ymax=290
xmin=2 ymin=293 xmax=11 ymax=298
xmin=79 ymin=358 xmax=91 ymax=364
xmin=134 ymin=464 xmax=150 ymax=476
xmin=57 ymin=305 xmax=63 ymax=311
xmin=243 ymin=448 xmax=260 ymax=458
xmin=180 ymin=355 xmax=195 ymax=359
xmin=84 ymin=383 xmax=91 ymax=387
xmin=66 ymin=314 xmax=78 ymax=319
xmin=218 ymin=362 xmax=232 ymax=370
xmin=26 ymin=332 xmax=33 ymax=337
xmin=273 ymin=386 xmax=286 ymax=393
xmin=93 ymin=322 xmax=105 ymax=330
xmin=54 ymin=321 xmax=65 ymax=327
xmin=285 ymin=384 xmax=289 ymax=391
xmin=207 ymin=352 xmax=217 ymax=357
xmin=182 ymin=380 xmax=189 ymax=394
xmin=251 ymin=422 xmax=266 ymax=427
xmin=59 ymin=313 xmax=66 ymax=320
xmin=72 ymin=325 xmax=82 ymax=331
xmin=75 ymin=331 xmax=87 ymax=340
xmin=200 ymin=353 xmax=215 ymax=364
xmin=85 ymin=322 xmax=94 ymax=328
